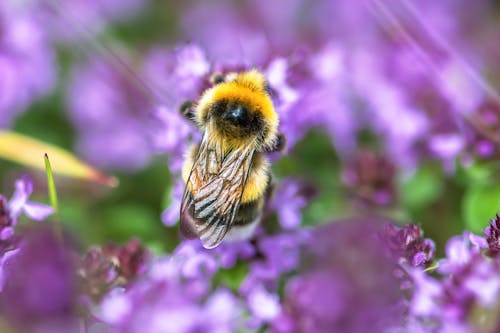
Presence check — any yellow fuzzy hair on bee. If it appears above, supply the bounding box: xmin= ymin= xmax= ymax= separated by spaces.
xmin=195 ymin=69 xmax=278 ymax=136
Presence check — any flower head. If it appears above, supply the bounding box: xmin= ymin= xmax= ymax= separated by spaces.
xmin=342 ymin=151 xmax=397 ymax=207
xmin=383 ymin=223 xmax=436 ymax=267
xmin=484 ymin=214 xmax=500 ymax=255
xmin=0 ymin=176 xmax=53 ymax=240
xmin=67 ymin=56 xmax=155 ymax=171
xmin=274 ymin=218 xmax=404 ymax=333
xmin=99 ymin=256 xmax=243 ymax=333
xmin=0 ymin=1 xmax=55 ymax=128
xmin=78 ymin=238 xmax=151 ymax=301
xmin=0 ymin=226 xmax=79 ymax=332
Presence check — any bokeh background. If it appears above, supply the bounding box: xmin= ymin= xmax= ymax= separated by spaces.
xmin=2 ymin=0 xmax=500 ymax=254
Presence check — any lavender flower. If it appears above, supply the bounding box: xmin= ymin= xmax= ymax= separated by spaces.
xmin=383 ymin=223 xmax=435 ymax=268
xmin=484 ymin=214 xmax=500 ymax=255
xmin=0 ymin=176 xmax=53 ymax=292
xmin=274 ymin=218 xmax=404 ymax=333
xmin=406 ymin=231 xmax=500 ymax=332
xmin=67 ymin=56 xmax=155 ymax=171
xmin=98 ymin=256 xmax=243 ymax=333
xmin=0 ymin=1 xmax=55 ymax=128
xmin=0 ymin=226 xmax=79 ymax=333
xmin=342 ymin=151 xmax=397 ymax=207
xmin=0 ymin=176 xmax=54 ymax=240
xmin=270 ymin=179 xmax=312 ymax=230
xmin=78 ymin=238 xmax=150 ymax=301
xmin=32 ymin=0 xmax=146 ymax=41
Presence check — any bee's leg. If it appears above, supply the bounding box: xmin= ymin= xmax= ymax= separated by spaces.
xmin=264 ymin=173 xmax=276 ymax=202
xmin=179 ymin=100 xmax=196 ymax=122
xmin=263 ymin=133 xmax=286 ymax=153
xmin=210 ymin=72 xmax=225 ymax=85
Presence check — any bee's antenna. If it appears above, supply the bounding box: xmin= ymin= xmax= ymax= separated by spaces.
xmin=42 ymin=0 xmax=175 ymax=109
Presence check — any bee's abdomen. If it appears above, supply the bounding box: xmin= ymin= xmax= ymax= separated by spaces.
xmin=234 ymin=197 xmax=264 ymax=226
xmin=224 ymin=197 xmax=264 ymax=242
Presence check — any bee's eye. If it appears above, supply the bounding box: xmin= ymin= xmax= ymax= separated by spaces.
xmin=223 ymin=105 xmax=249 ymax=126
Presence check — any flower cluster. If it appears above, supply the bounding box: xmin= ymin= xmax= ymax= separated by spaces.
xmin=0 ymin=1 xmax=56 ymax=128
xmin=78 ymin=238 xmax=151 ymax=301
xmin=405 ymin=229 xmax=500 ymax=332
xmin=0 ymin=176 xmax=54 ymax=290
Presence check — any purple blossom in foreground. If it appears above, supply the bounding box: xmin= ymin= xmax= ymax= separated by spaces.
xmin=0 ymin=1 xmax=55 ymax=128
xmin=99 ymin=256 xmax=243 ymax=333
xmin=78 ymin=238 xmax=151 ymax=301
xmin=405 ymin=230 xmax=500 ymax=332
xmin=0 ymin=226 xmax=79 ymax=333
xmin=273 ymin=218 xmax=404 ymax=333
xmin=0 ymin=177 xmax=54 ymax=294
xmin=0 ymin=176 xmax=53 ymax=242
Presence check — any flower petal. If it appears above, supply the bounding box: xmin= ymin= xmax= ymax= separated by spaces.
xmin=22 ymin=202 xmax=54 ymax=221
xmin=7 ymin=176 xmax=32 ymax=219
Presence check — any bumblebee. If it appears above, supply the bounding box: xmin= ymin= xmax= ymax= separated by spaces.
xmin=179 ymin=69 xmax=285 ymax=249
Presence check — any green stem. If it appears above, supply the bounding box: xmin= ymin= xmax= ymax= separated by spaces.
xmin=44 ymin=153 xmax=62 ymax=241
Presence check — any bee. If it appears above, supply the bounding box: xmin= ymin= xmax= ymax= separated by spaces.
xmin=179 ymin=69 xmax=285 ymax=249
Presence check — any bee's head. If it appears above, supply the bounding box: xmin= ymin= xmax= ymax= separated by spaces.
xmin=196 ymin=69 xmax=278 ymax=146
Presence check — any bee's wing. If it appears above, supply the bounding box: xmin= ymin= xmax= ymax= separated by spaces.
xmin=180 ymin=133 xmax=255 ymax=249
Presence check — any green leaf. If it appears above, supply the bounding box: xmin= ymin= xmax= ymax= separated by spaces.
xmin=463 ymin=184 xmax=500 ymax=233
xmin=401 ymin=165 xmax=443 ymax=210
xmin=214 ymin=262 xmax=249 ymax=291
xmin=0 ymin=131 xmax=118 ymax=187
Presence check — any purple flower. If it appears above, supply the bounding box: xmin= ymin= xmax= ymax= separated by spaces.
xmin=383 ymin=223 xmax=435 ymax=267
xmin=270 ymin=179 xmax=311 ymax=230
xmin=406 ymin=230 xmax=500 ymax=331
xmin=8 ymin=176 xmax=55 ymax=223
xmin=78 ymin=238 xmax=150 ymax=301
xmin=408 ymin=268 xmax=442 ymax=318
xmin=161 ymin=179 xmax=185 ymax=227
xmin=0 ymin=2 xmax=55 ymax=128
xmin=0 ymin=176 xmax=54 ymax=240
xmin=67 ymin=56 xmax=155 ymax=171
xmin=246 ymin=285 xmax=281 ymax=329
xmin=0 ymin=176 xmax=53 ymax=293
xmin=342 ymin=151 xmax=397 ymax=207
xmin=151 ymin=106 xmax=195 ymax=174
xmin=0 ymin=245 xmax=19 ymax=293
xmin=33 ymin=0 xmax=146 ymax=41
xmin=99 ymin=256 xmax=243 ymax=333
xmin=484 ymin=214 xmax=500 ymax=255
xmin=274 ymin=218 xmax=404 ymax=333
xmin=172 ymin=237 xmax=256 ymax=274
xmin=241 ymin=231 xmax=307 ymax=297
xmin=0 ymin=226 xmax=79 ymax=332
xmin=142 ymin=44 xmax=211 ymax=105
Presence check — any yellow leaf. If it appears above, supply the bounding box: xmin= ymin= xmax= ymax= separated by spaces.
xmin=0 ymin=131 xmax=118 ymax=187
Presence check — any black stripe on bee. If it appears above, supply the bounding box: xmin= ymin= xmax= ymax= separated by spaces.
xmin=232 ymin=198 xmax=264 ymax=226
